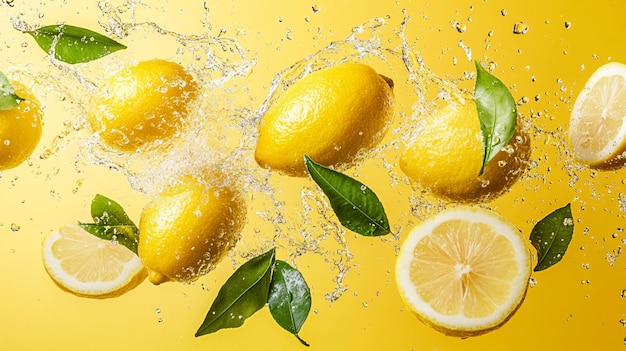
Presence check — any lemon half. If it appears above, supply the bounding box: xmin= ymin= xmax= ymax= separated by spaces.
xmin=42 ymin=223 xmax=146 ymax=298
xmin=395 ymin=206 xmax=531 ymax=337
xmin=569 ymin=62 xmax=626 ymax=169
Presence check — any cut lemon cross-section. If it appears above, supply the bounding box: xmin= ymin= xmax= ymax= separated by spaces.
xmin=569 ymin=62 xmax=626 ymax=169
xmin=395 ymin=206 xmax=531 ymax=338
xmin=42 ymin=223 xmax=147 ymax=298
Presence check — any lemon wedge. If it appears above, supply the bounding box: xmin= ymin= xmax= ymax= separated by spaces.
xmin=42 ymin=223 xmax=146 ymax=298
xmin=395 ymin=206 xmax=531 ymax=337
xmin=569 ymin=62 xmax=626 ymax=169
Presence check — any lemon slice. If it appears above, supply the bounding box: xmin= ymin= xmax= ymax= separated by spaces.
xmin=42 ymin=223 xmax=147 ymax=298
xmin=395 ymin=206 xmax=531 ymax=337
xmin=569 ymin=62 xmax=626 ymax=169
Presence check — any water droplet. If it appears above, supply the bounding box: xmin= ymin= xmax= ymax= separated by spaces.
xmin=581 ymin=263 xmax=590 ymax=269
xmin=155 ymin=308 xmax=161 ymax=314
xmin=311 ymin=4 xmax=320 ymax=13
xmin=3 ymin=139 xmax=10 ymax=146
xmin=564 ymin=21 xmax=572 ymax=29
xmin=512 ymin=22 xmax=529 ymax=34
xmin=10 ymin=223 xmax=20 ymax=232
xmin=563 ymin=217 xmax=574 ymax=226
xmin=621 ymin=289 xmax=626 ymax=298
xmin=500 ymin=9 xmax=507 ymax=16
xmin=453 ymin=21 xmax=466 ymax=33
xmin=360 ymin=185 xmax=367 ymax=192
xmin=529 ymin=277 xmax=537 ymax=288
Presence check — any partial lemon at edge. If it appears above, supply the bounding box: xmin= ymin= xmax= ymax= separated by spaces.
xmin=569 ymin=61 xmax=626 ymax=169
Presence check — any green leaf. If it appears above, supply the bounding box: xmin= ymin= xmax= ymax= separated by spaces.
xmin=195 ymin=248 xmax=276 ymax=337
xmin=78 ymin=194 xmax=139 ymax=254
xmin=530 ymin=203 xmax=574 ymax=272
xmin=474 ymin=60 xmax=517 ymax=175
xmin=0 ymin=71 xmax=23 ymax=110
xmin=25 ymin=24 xmax=127 ymax=64
xmin=304 ymin=155 xmax=390 ymax=237
xmin=268 ymin=260 xmax=311 ymax=347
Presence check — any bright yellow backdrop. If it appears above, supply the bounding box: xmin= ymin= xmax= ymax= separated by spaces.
xmin=0 ymin=0 xmax=625 ymax=350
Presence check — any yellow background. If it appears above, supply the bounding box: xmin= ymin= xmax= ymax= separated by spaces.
xmin=1 ymin=0 xmax=625 ymax=350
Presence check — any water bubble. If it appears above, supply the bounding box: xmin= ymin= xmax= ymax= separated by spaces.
xmin=512 ymin=22 xmax=529 ymax=34
xmin=453 ymin=21 xmax=467 ymax=33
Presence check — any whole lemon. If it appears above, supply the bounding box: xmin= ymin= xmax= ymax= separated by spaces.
xmin=255 ymin=62 xmax=394 ymax=176
xmin=138 ymin=171 xmax=246 ymax=285
xmin=399 ymin=100 xmax=530 ymax=203
xmin=0 ymin=82 xmax=43 ymax=170
xmin=88 ymin=59 xmax=198 ymax=152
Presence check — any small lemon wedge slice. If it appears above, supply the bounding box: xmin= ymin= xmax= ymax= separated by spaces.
xmin=396 ymin=206 xmax=531 ymax=337
xmin=42 ymin=223 xmax=146 ymax=298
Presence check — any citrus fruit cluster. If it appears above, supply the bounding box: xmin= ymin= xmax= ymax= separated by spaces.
xmin=42 ymin=59 xmax=246 ymax=295
xmin=35 ymin=49 xmax=625 ymax=340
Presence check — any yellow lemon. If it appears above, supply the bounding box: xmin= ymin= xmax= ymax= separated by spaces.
xmin=0 ymin=82 xmax=43 ymax=170
xmin=42 ymin=223 xmax=147 ymax=298
xmin=138 ymin=170 xmax=246 ymax=285
xmin=88 ymin=59 xmax=198 ymax=152
xmin=255 ymin=62 xmax=394 ymax=176
xmin=395 ymin=206 xmax=531 ymax=338
xmin=399 ymin=100 xmax=530 ymax=203
xmin=569 ymin=62 xmax=626 ymax=169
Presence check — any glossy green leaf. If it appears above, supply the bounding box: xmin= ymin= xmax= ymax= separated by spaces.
xmin=304 ymin=155 xmax=390 ymax=237
xmin=0 ymin=71 xmax=23 ymax=110
xmin=474 ymin=60 xmax=517 ymax=175
xmin=195 ymin=248 xmax=276 ymax=337
xmin=26 ymin=24 xmax=127 ymax=64
xmin=268 ymin=260 xmax=311 ymax=347
xmin=78 ymin=194 xmax=138 ymax=254
xmin=530 ymin=203 xmax=574 ymax=271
